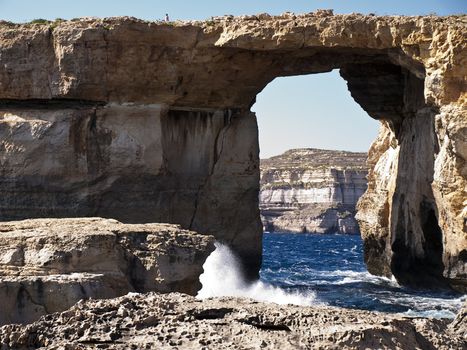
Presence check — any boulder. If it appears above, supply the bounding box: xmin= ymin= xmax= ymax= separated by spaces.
xmin=0 ymin=217 xmax=215 ymax=325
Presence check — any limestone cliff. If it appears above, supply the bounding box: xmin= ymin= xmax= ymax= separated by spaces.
xmin=260 ymin=148 xmax=368 ymax=234
xmin=0 ymin=12 xmax=466 ymax=289
xmin=0 ymin=218 xmax=214 ymax=325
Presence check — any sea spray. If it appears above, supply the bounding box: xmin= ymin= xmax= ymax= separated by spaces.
xmin=199 ymin=234 xmax=465 ymax=318
xmin=197 ymin=242 xmax=318 ymax=305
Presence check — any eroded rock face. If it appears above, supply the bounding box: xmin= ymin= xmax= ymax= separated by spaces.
xmin=260 ymin=148 xmax=367 ymax=234
xmin=0 ymin=104 xmax=261 ymax=279
xmin=357 ymin=111 xmax=466 ymax=290
xmin=0 ymin=292 xmax=465 ymax=349
xmin=0 ymin=13 xmax=466 ymax=288
xmin=264 ymin=204 xmax=362 ymax=234
xmin=450 ymin=301 xmax=467 ymax=339
xmin=0 ymin=218 xmax=214 ymax=325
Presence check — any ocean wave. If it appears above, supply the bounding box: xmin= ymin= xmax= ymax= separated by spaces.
xmin=198 ymin=242 xmax=318 ymax=306
xmin=199 ymin=237 xmax=464 ymax=319
xmin=381 ymin=294 xmax=466 ymax=319
xmin=402 ymin=308 xmax=458 ymax=319
xmin=330 ymin=270 xmax=399 ymax=287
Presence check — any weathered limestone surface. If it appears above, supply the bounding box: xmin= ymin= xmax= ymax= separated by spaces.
xmin=0 ymin=103 xmax=261 ymax=280
xmin=0 ymin=12 xmax=466 ymax=288
xmin=450 ymin=301 xmax=467 ymax=339
xmin=0 ymin=218 xmax=214 ymax=325
xmin=260 ymin=148 xmax=367 ymax=234
xmin=263 ymin=204 xmax=361 ymax=234
xmin=0 ymin=292 xmax=465 ymax=349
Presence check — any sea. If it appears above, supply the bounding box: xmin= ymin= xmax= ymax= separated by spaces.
xmin=197 ymin=232 xmax=465 ymax=319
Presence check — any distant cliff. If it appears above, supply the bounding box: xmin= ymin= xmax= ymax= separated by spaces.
xmin=260 ymin=148 xmax=368 ymax=234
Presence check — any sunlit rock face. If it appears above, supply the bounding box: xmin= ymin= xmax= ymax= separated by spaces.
xmin=0 ymin=12 xmax=465 ymax=288
xmin=260 ymin=148 xmax=368 ymax=234
xmin=0 ymin=103 xmax=261 ymax=280
xmin=0 ymin=217 xmax=215 ymax=325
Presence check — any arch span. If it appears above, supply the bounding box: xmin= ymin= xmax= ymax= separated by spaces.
xmin=0 ymin=13 xmax=465 ymax=290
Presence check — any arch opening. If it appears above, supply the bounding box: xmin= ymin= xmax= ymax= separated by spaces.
xmin=254 ymin=70 xmax=376 ymax=237
xmin=198 ymin=61 xmax=454 ymax=314
xmin=240 ymin=52 xmax=447 ymax=290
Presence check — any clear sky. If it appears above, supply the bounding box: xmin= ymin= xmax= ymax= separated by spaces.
xmin=252 ymin=71 xmax=381 ymax=158
xmin=0 ymin=1 xmax=465 ymax=22
xmin=1 ymin=1 xmax=465 ymax=158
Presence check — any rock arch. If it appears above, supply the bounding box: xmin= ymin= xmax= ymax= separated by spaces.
xmin=0 ymin=13 xmax=465 ymax=289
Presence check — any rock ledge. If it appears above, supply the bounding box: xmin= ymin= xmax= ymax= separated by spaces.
xmin=0 ymin=218 xmax=215 ymax=325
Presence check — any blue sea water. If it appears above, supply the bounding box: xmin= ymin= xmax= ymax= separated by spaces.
xmin=260 ymin=232 xmax=465 ymax=318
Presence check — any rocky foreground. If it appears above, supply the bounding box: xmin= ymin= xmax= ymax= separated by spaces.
xmin=260 ymin=148 xmax=368 ymax=234
xmin=0 ymin=218 xmax=214 ymax=325
xmin=0 ymin=292 xmax=465 ymax=350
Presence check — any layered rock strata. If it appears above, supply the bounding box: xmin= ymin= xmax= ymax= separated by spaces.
xmin=0 ymin=13 xmax=466 ymax=288
xmin=260 ymin=148 xmax=367 ymax=234
xmin=0 ymin=218 xmax=214 ymax=325
xmin=0 ymin=292 xmax=465 ymax=349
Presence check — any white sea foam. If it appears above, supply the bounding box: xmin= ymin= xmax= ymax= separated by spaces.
xmin=389 ymin=294 xmax=467 ymax=319
xmin=330 ymin=269 xmax=400 ymax=287
xmin=402 ymin=308 xmax=460 ymax=319
xmin=197 ymin=242 xmax=317 ymax=306
xmin=197 ymin=242 xmax=464 ymax=319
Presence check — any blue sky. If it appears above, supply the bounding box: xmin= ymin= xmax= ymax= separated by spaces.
xmin=252 ymin=71 xmax=381 ymax=157
xmin=1 ymin=1 xmax=465 ymax=157
xmin=0 ymin=1 xmax=465 ymax=22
